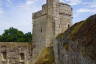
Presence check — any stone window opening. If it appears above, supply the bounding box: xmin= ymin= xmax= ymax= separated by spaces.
xmin=20 ymin=53 xmax=25 ymax=62
xmin=1 ymin=52 xmax=7 ymax=61
xmin=20 ymin=62 xmax=25 ymax=64
xmin=59 ymin=24 xmax=60 ymax=28
xmin=68 ymin=24 xmax=70 ymax=28
xmin=41 ymin=28 xmax=42 ymax=32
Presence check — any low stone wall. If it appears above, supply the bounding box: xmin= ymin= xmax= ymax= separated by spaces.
xmin=0 ymin=42 xmax=33 ymax=64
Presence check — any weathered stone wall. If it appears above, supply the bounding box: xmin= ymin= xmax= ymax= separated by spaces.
xmin=0 ymin=42 xmax=32 ymax=64
xmin=55 ymin=39 xmax=96 ymax=64
xmin=32 ymin=14 xmax=47 ymax=62
xmin=55 ymin=14 xmax=96 ymax=64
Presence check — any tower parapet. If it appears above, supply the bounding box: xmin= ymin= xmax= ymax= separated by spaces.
xmin=32 ymin=3 xmax=72 ymax=19
xmin=32 ymin=10 xmax=46 ymax=19
xmin=59 ymin=3 xmax=72 ymax=16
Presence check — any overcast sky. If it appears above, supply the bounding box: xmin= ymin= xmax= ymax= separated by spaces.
xmin=0 ymin=0 xmax=96 ymax=35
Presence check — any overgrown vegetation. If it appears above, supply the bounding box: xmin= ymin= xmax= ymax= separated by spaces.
xmin=0 ymin=27 xmax=32 ymax=42
xmin=34 ymin=47 xmax=55 ymax=64
xmin=70 ymin=21 xmax=85 ymax=35
xmin=57 ymin=14 xmax=96 ymax=63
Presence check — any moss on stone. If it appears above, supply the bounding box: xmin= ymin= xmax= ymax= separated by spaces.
xmin=71 ymin=21 xmax=84 ymax=35
xmin=56 ymin=14 xmax=96 ymax=63
xmin=34 ymin=47 xmax=54 ymax=64
xmin=64 ymin=43 xmax=69 ymax=51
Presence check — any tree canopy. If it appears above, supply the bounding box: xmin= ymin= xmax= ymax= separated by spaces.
xmin=0 ymin=27 xmax=32 ymax=42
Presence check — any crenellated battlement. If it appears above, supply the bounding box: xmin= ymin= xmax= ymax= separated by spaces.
xmin=32 ymin=10 xmax=46 ymax=19
xmin=59 ymin=3 xmax=72 ymax=16
xmin=32 ymin=3 xmax=72 ymax=19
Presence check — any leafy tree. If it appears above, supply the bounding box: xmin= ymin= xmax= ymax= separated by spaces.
xmin=0 ymin=35 xmax=2 ymax=41
xmin=24 ymin=32 xmax=32 ymax=42
xmin=0 ymin=27 xmax=32 ymax=42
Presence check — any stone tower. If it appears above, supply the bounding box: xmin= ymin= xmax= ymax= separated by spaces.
xmin=32 ymin=0 xmax=72 ymax=63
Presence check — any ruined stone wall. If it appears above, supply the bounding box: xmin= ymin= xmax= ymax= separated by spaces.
xmin=0 ymin=42 xmax=32 ymax=64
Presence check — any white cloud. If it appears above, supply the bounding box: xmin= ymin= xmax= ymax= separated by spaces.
xmin=26 ymin=0 xmax=38 ymax=5
xmin=61 ymin=0 xmax=82 ymax=5
xmin=6 ymin=0 xmax=13 ymax=7
xmin=6 ymin=0 xmax=12 ymax=4
xmin=78 ymin=9 xmax=90 ymax=12
xmin=26 ymin=0 xmax=34 ymax=5
xmin=16 ymin=0 xmax=37 ymax=8
xmin=0 ymin=8 xmax=4 ymax=14
xmin=82 ymin=2 xmax=96 ymax=8
xmin=89 ymin=3 xmax=96 ymax=8
xmin=77 ymin=8 xmax=96 ymax=13
xmin=0 ymin=10 xmax=3 ymax=14
xmin=6 ymin=0 xmax=38 ymax=8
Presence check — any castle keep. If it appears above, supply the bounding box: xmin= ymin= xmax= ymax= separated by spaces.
xmin=32 ymin=0 xmax=72 ymax=63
